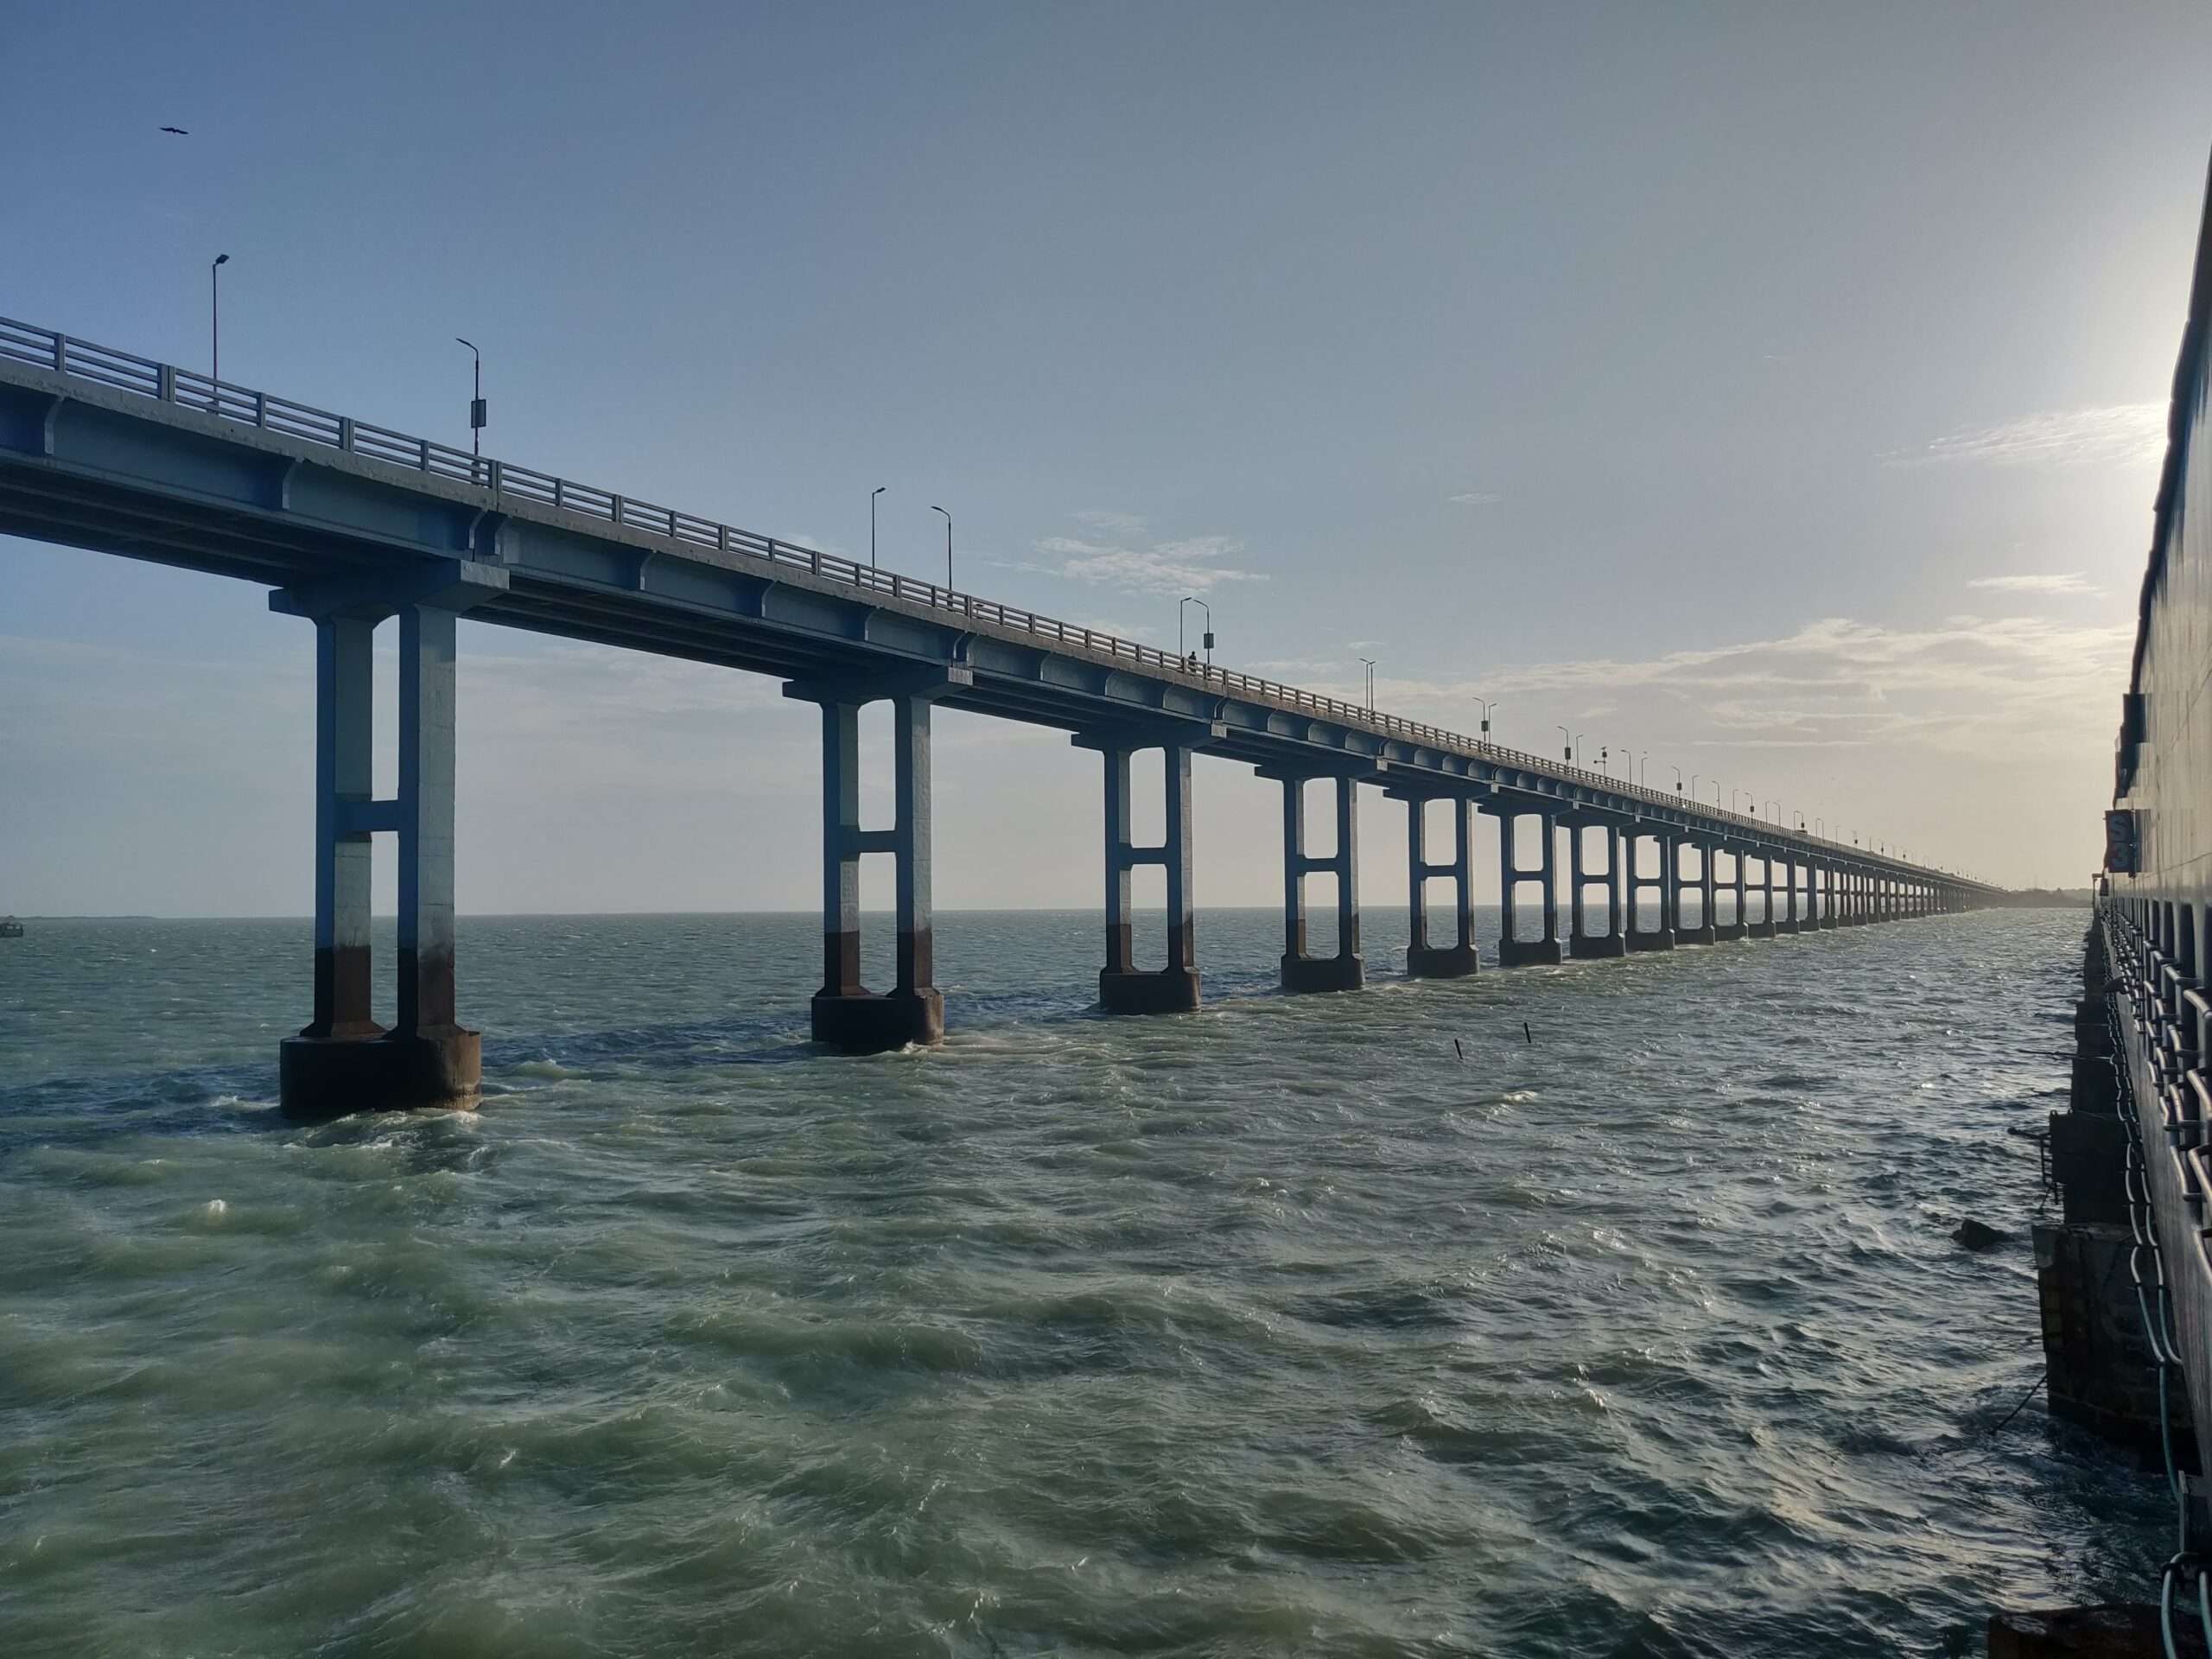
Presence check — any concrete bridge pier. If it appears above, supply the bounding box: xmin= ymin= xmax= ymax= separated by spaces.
xmin=273 ymin=563 xmax=505 ymax=1119
xmin=1087 ymin=734 xmax=1203 ymax=1014
xmin=1678 ymin=840 xmax=1719 ymax=945
xmin=1626 ymin=829 xmax=1675 ymax=950
xmin=1776 ymin=856 xmax=1801 ymax=933
xmin=1397 ymin=790 xmax=1480 ymax=977
xmin=1568 ymin=819 xmax=1629 ymax=958
xmin=1819 ymin=864 xmax=1840 ymax=930
xmin=1714 ymin=848 xmax=1751 ymax=942
xmin=799 ymin=673 xmax=962 ymax=1051
xmin=1274 ymin=772 xmax=1363 ymax=992
xmin=1493 ymin=802 xmax=1564 ymax=966
xmin=1748 ymin=854 xmax=1777 ymax=938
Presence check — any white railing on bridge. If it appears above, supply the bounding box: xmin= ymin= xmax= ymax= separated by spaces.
xmin=0 ymin=314 xmax=1972 ymax=882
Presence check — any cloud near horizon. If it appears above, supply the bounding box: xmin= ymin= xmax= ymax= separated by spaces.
xmin=1890 ymin=404 xmax=2165 ymax=469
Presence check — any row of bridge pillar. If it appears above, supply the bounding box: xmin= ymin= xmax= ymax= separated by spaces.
xmin=270 ymin=608 xmax=1972 ymax=1116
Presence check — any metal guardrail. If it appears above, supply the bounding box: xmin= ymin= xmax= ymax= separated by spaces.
xmin=0 ymin=313 xmax=1986 ymax=886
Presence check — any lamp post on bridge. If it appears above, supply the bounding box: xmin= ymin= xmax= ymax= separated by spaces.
xmin=1573 ymin=731 xmax=1586 ymax=766
xmin=870 ymin=486 xmax=886 ymax=569
xmin=1556 ymin=725 xmax=1573 ymax=762
xmin=1672 ymin=765 xmax=1683 ymax=795
xmin=209 ymin=253 xmax=229 ymax=396
xmin=454 ymin=338 xmax=486 ymax=461
xmin=1637 ymin=751 xmax=1649 ymax=786
xmin=1359 ymin=658 xmax=1376 ymax=711
xmin=931 ymin=505 xmax=953 ymax=590
xmin=1179 ymin=596 xmax=1213 ymax=668
xmin=1472 ymin=697 xmax=1497 ymax=740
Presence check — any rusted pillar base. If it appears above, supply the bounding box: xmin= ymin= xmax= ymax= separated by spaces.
xmin=1282 ymin=952 xmax=1364 ymax=992
xmin=811 ymin=988 xmax=944 ymax=1052
xmin=279 ymin=1027 xmax=480 ymax=1121
xmin=1569 ymin=934 xmax=1628 ymax=959
xmin=1099 ymin=967 xmax=1201 ymax=1014
xmin=1407 ymin=943 xmax=1480 ymax=977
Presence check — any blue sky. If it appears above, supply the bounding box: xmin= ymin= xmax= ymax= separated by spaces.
xmin=3 ymin=2 xmax=2208 ymax=913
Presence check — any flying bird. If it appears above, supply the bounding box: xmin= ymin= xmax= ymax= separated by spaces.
xmin=159 ymin=126 xmax=188 ymax=136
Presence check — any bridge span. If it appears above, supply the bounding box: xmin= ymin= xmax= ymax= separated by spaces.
xmin=0 ymin=317 xmax=2002 ymax=1116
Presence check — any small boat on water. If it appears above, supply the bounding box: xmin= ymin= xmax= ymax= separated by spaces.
xmin=0 ymin=917 xmax=22 ymax=938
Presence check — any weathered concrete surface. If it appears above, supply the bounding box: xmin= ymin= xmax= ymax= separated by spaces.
xmin=1405 ymin=943 xmax=1480 ymax=977
xmin=1282 ymin=952 xmax=1366 ymax=992
xmin=811 ymin=987 xmax=944 ymax=1052
xmin=279 ymin=1027 xmax=480 ymax=1121
xmin=1626 ymin=929 xmax=1675 ymax=952
xmin=1099 ymin=967 xmax=1203 ymax=1014
xmin=1568 ymin=933 xmax=1627 ymax=959
xmin=1496 ymin=937 xmax=1565 ymax=967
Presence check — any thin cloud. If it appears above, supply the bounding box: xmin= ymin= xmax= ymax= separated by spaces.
xmin=1448 ymin=491 xmax=1503 ymax=505
xmin=1027 ymin=524 xmax=1266 ymax=596
xmin=1073 ymin=509 xmax=1148 ymax=537
xmin=1967 ymin=572 xmax=2098 ymax=596
xmin=1890 ymin=404 xmax=2164 ymax=469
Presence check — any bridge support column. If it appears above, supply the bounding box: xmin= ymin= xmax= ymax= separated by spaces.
xmin=1626 ymin=829 xmax=1674 ymax=950
xmin=1714 ymin=847 xmax=1749 ymax=942
xmin=1401 ymin=792 xmax=1479 ymax=977
xmin=1278 ymin=774 xmax=1363 ymax=992
xmin=1494 ymin=803 xmax=1564 ymax=966
xmin=806 ymin=690 xmax=947 ymax=1050
xmin=1820 ymin=864 xmax=1840 ymax=930
xmin=1092 ymin=738 xmax=1203 ymax=1014
xmin=275 ymin=565 xmax=503 ymax=1119
xmin=1776 ymin=857 xmax=1800 ymax=933
xmin=1748 ymin=854 xmax=1777 ymax=938
xmin=1568 ymin=819 xmax=1628 ymax=957
xmin=1680 ymin=840 xmax=1719 ymax=944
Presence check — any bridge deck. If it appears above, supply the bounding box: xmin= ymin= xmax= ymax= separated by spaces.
xmin=0 ymin=315 xmax=1988 ymax=888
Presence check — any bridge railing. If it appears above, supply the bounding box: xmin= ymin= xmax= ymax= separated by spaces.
xmin=0 ymin=314 xmax=1980 ymax=883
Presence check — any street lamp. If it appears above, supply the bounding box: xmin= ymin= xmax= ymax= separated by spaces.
xmin=1712 ymin=779 xmax=1722 ymax=807
xmin=454 ymin=338 xmax=486 ymax=461
xmin=1573 ymin=731 xmax=1586 ymax=766
xmin=1691 ymin=772 xmax=1701 ymax=801
xmin=1472 ymin=696 xmax=1497 ymax=738
xmin=1638 ymin=751 xmax=1649 ymax=786
xmin=1671 ymin=765 xmax=1683 ymax=794
xmin=1556 ymin=724 xmax=1573 ymax=762
xmin=1358 ymin=658 xmax=1377 ymax=711
xmin=1179 ymin=596 xmax=1213 ymax=667
xmin=1599 ymin=745 xmax=1611 ymax=778
xmin=870 ymin=486 xmax=887 ymax=569
xmin=931 ymin=505 xmax=953 ymax=589
xmin=209 ymin=253 xmax=229 ymax=396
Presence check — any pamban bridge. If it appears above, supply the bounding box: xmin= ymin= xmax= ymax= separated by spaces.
xmin=0 ymin=316 xmax=2002 ymax=1118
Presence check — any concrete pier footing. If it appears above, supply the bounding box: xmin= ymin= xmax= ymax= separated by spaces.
xmin=279 ymin=1027 xmax=480 ymax=1120
xmin=1497 ymin=937 xmax=1566 ymax=967
xmin=811 ymin=987 xmax=944 ymax=1052
xmin=1569 ymin=933 xmax=1629 ymax=959
xmin=1099 ymin=967 xmax=1203 ymax=1014
xmin=1713 ymin=923 xmax=1748 ymax=943
xmin=1747 ymin=920 xmax=1777 ymax=939
xmin=1282 ymin=952 xmax=1367 ymax=992
xmin=1626 ymin=930 xmax=1675 ymax=951
xmin=1679 ymin=924 xmax=1719 ymax=945
xmin=1407 ymin=942 xmax=1481 ymax=976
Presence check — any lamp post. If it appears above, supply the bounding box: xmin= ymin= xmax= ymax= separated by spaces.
xmin=1472 ymin=697 xmax=1497 ymax=739
xmin=1691 ymin=772 xmax=1701 ymax=802
xmin=1573 ymin=731 xmax=1586 ymax=766
xmin=1179 ymin=596 xmax=1213 ymax=667
xmin=209 ymin=253 xmax=229 ymax=397
xmin=1638 ymin=751 xmax=1649 ymax=786
xmin=1556 ymin=724 xmax=1573 ymax=762
xmin=870 ymin=486 xmax=886 ymax=570
xmin=1599 ymin=745 xmax=1611 ymax=779
xmin=454 ymin=337 xmax=486 ymax=461
xmin=1358 ymin=658 xmax=1377 ymax=711
xmin=1671 ymin=766 xmax=1683 ymax=794
xmin=1712 ymin=779 xmax=1722 ymax=807
xmin=931 ymin=505 xmax=952 ymax=590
